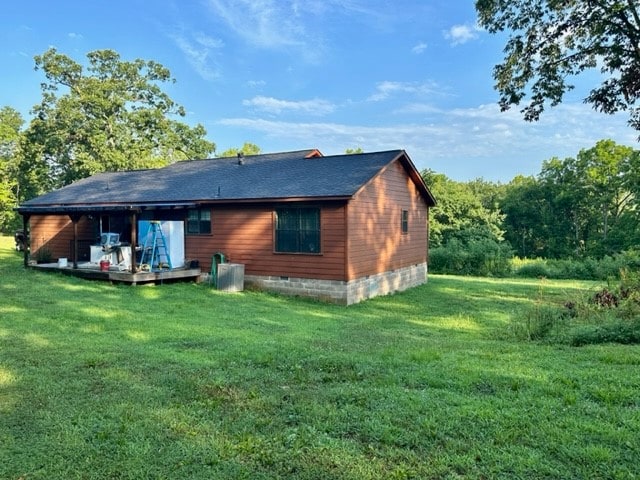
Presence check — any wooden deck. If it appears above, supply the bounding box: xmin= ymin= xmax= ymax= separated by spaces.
xmin=32 ymin=262 xmax=202 ymax=285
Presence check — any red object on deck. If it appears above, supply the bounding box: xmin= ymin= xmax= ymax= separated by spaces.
xmin=99 ymin=260 xmax=110 ymax=272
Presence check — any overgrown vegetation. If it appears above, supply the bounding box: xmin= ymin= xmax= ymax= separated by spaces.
xmin=430 ymin=245 xmax=640 ymax=281
xmin=1 ymin=236 xmax=639 ymax=479
xmin=512 ymin=249 xmax=640 ymax=280
xmin=429 ymin=236 xmax=513 ymax=277
xmin=511 ymin=271 xmax=640 ymax=346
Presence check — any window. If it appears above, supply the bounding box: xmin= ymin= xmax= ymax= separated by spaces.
xmin=401 ymin=209 xmax=409 ymax=234
xmin=186 ymin=209 xmax=211 ymax=235
xmin=275 ymin=208 xmax=320 ymax=253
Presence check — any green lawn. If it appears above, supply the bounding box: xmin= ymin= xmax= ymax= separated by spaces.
xmin=1 ymin=236 xmax=639 ymax=479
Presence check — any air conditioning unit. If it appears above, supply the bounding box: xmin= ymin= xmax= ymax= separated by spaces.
xmin=216 ymin=263 xmax=245 ymax=292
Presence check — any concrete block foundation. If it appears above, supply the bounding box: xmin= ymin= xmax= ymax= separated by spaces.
xmin=244 ymin=262 xmax=427 ymax=305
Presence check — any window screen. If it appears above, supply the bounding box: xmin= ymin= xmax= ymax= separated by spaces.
xmin=187 ymin=209 xmax=211 ymax=235
xmin=275 ymin=208 xmax=320 ymax=253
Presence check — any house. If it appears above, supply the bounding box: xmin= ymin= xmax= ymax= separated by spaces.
xmin=17 ymin=149 xmax=436 ymax=304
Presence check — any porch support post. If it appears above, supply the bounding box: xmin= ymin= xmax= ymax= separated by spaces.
xmin=69 ymin=213 xmax=82 ymax=269
xmin=22 ymin=214 xmax=30 ymax=268
xmin=130 ymin=211 xmax=138 ymax=273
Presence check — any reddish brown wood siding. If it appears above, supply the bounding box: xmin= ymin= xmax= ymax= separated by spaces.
xmin=347 ymin=159 xmax=428 ymax=280
xmin=27 ymin=158 xmax=430 ymax=285
xmin=186 ymin=203 xmax=347 ymax=281
xmin=30 ymin=215 xmax=94 ymax=260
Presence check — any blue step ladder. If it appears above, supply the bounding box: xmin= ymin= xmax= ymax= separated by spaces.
xmin=140 ymin=221 xmax=172 ymax=271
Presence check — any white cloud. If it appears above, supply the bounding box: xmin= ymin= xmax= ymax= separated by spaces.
xmin=218 ymin=117 xmax=440 ymax=151
xmin=444 ymin=24 xmax=480 ymax=46
xmin=243 ymin=96 xmax=336 ymax=115
xmin=412 ymin=42 xmax=428 ymax=54
xmin=169 ymin=31 xmax=224 ymax=81
xmin=193 ymin=32 xmax=224 ymax=49
xmin=367 ymin=80 xmax=445 ymax=102
xmin=217 ymin=103 xmax=637 ymax=181
xmin=68 ymin=32 xmax=83 ymax=40
xmin=247 ymin=80 xmax=267 ymax=88
xmin=207 ymin=0 xmax=303 ymax=48
xmin=204 ymin=0 xmax=386 ymax=62
xmin=393 ymin=103 xmax=443 ymax=115
xmin=205 ymin=0 xmax=320 ymax=61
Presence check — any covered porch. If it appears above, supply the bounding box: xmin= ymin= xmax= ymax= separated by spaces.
xmin=18 ymin=202 xmax=201 ymax=284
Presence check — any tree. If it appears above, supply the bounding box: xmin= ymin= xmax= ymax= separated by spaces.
xmin=0 ymin=106 xmax=24 ymax=232
xmin=345 ymin=147 xmax=364 ymax=154
xmin=423 ymin=170 xmax=513 ymax=275
xmin=422 ymin=170 xmax=505 ymax=247
xmin=218 ymin=142 xmax=261 ymax=158
xmin=621 ymin=145 xmax=640 ymax=215
xmin=476 ymin=0 xmax=640 ymax=132
xmin=524 ymin=140 xmax=640 ymax=257
xmin=539 ymin=156 xmax=591 ymax=257
xmin=575 ymin=139 xmax=636 ymax=251
xmin=502 ymin=175 xmax=545 ymax=258
xmin=23 ymin=48 xmax=215 ymax=195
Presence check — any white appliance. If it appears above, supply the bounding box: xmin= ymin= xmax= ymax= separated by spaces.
xmin=90 ymin=245 xmax=132 ymax=269
xmin=100 ymin=232 xmax=120 ymax=246
xmin=138 ymin=220 xmax=185 ymax=268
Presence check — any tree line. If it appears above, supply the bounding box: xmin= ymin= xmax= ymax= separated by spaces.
xmin=423 ymin=139 xmax=640 ymax=276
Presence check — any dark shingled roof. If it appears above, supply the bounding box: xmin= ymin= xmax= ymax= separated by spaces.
xmin=18 ymin=149 xmax=435 ymax=213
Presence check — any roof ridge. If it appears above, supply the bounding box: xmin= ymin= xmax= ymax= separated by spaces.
xmin=176 ymin=148 xmax=321 ymax=164
xmin=323 ymin=149 xmax=404 ymax=158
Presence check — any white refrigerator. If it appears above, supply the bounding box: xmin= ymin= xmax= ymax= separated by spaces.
xmin=138 ymin=220 xmax=185 ymax=268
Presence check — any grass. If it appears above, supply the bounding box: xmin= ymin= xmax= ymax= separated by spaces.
xmin=1 ymin=236 xmax=639 ymax=479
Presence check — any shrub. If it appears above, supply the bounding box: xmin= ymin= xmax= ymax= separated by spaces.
xmin=35 ymin=246 xmax=53 ymax=264
xmin=510 ymin=249 xmax=640 ymax=281
xmin=511 ymin=273 xmax=640 ymax=346
xmin=513 ymin=260 xmax=550 ymax=278
xmin=430 ymin=237 xmax=513 ymax=277
xmin=511 ymin=304 xmax=566 ymax=341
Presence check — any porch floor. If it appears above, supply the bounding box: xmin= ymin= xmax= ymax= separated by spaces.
xmin=32 ymin=262 xmax=202 ymax=285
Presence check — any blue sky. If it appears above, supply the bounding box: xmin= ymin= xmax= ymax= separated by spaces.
xmin=1 ymin=0 xmax=637 ymax=182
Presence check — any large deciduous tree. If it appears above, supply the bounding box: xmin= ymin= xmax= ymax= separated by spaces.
xmin=476 ymin=0 xmax=640 ymax=132
xmin=23 ymin=48 xmax=215 ymax=195
xmin=575 ymin=139 xmax=636 ymax=248
xmin=0 ymin=106 xmax=24 ymax=231
xmin=501 ymin=175 xmax=553 ymax=258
